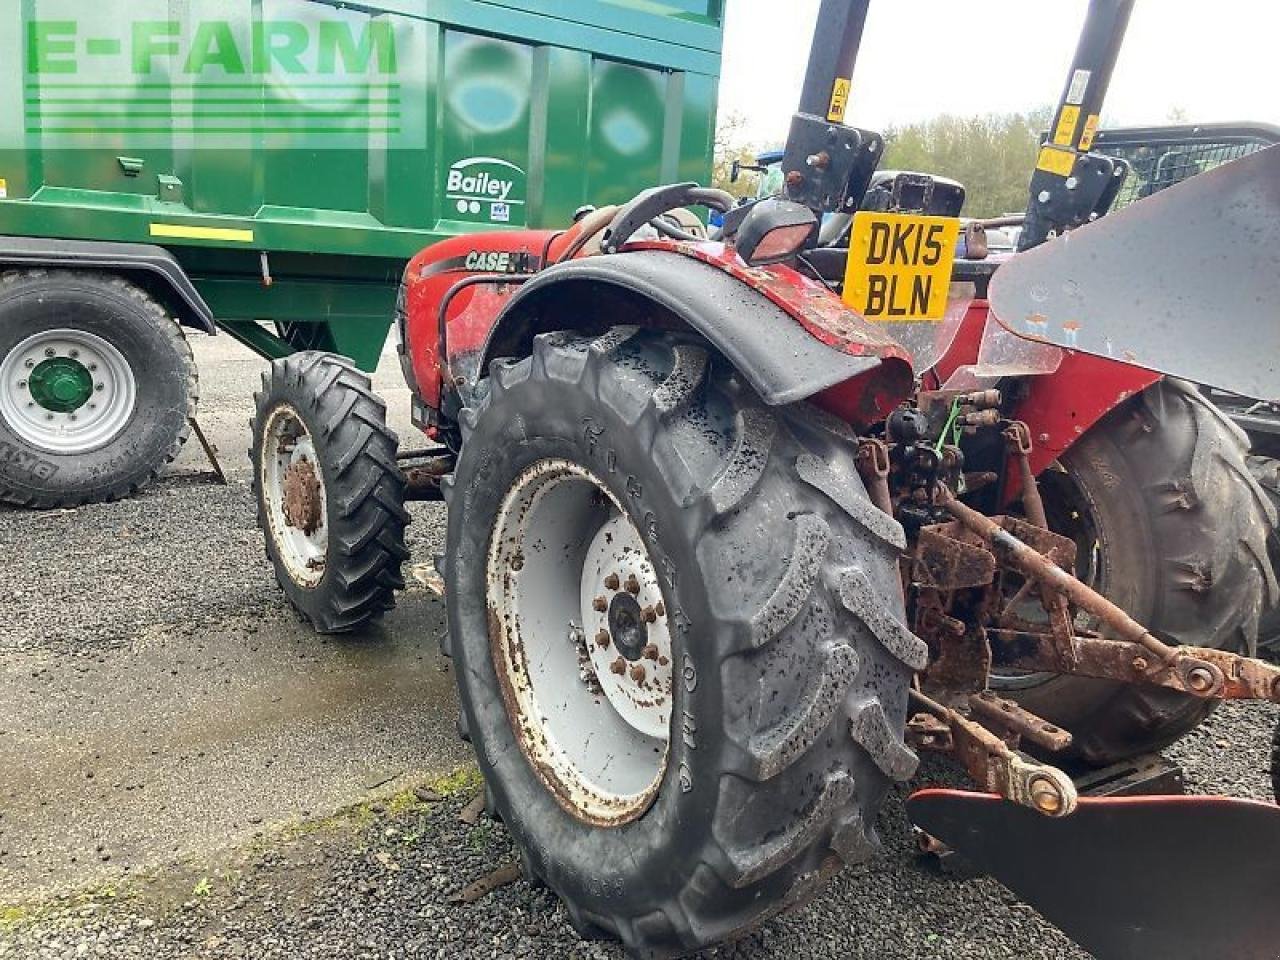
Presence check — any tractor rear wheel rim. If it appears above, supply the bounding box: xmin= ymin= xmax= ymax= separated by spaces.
xmin=0 ymin=329 xmax=136 ymax=454
xmin=261 ymin=404 xmax=329 ymax=589
xmin=487 ymin=459 xmax=672 ymax=826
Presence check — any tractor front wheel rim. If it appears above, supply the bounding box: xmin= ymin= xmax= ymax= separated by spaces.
xmin=487 ymin=459 xmax=673 ymax=827
xmin=261 ymin=404 xmax=329 ymax=589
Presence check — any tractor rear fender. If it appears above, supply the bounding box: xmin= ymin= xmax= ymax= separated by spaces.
xmin=479 ymin=247 xmax=914 ymax=417
xmin=0 ymin=235 xmax=215 ymax=334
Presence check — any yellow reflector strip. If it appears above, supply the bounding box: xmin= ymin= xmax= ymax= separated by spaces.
xmin=1035 ymin=145 xmax=1077 ymax=178
xmin=150 ymin=223 xmax=254 ymax=243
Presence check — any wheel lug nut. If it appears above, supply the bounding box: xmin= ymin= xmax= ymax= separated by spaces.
xmin=642 ymin=605 xmax=657 ymax=624
xmin=24 ymin=359 xmax=34 ymax=369
xmin=655 ymin=601 xmax=665 ymax=617
xmin=610 ymin=657 xmax=626 ymax=676
xmin=69 ymin=349 xmax=79 ymax=358
xmin=594 ymin=629 xmax=611 ymax=648
xmin=624 ymin=574 xmax=641 ymax=595
xmin=44 ymin=347 xmax=56 ymax=358
xmin=95 ymin=384 xmax=105 ymax=392
xmin=603 ymin=573 xmax=620 ymax=591
xmin=509 ymin=554 xmax=524 ymax=571
xmin=17 ymin=380 xmax=26 ymax=389
xmin=642 ymin=644 xmax=659 ymax=661
xmin=629 ymin=664 xmax=646 ymax=683
xmin=88 ymin=363 xmax=98 ymax=372
xmin=592 ymin=596 xmax=608 ymax=613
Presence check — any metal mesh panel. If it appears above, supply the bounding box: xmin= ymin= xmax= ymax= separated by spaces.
xmin=1095 ymin=126 xmax=1278 ymax=211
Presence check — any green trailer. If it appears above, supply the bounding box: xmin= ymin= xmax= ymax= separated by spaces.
xmin=0 ymin=0 xmax=722 ymax=506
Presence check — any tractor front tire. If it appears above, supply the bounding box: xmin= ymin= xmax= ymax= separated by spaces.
xmin=251 ymin=352 xmax=409 ymax=634
xmin=441 ymin=328 xmax=924 ymax=957
xmin=1009 ymin=379 xmax=1277 ymax=766
xmin=0 ymin=269 xmax=196 ymax=508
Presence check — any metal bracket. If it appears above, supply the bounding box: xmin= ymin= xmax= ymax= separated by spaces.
xmin=910 ymin=689 xmax=1078 ymax=818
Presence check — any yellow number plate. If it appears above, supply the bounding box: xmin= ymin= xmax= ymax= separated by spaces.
xmin=843 ymin=213 xmax=959 ymax=322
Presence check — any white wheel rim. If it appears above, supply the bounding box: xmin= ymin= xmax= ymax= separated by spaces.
xmin=0 ymin=329 xmax=137 ymax=453
xmin=487 ymin=459 xmax=674 ymax=826
xmin=261 ymin=404 xmax=329 ymax=589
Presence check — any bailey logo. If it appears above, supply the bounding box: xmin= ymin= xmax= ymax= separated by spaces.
xmin=446 ymin=157 xmax=526 ymax=226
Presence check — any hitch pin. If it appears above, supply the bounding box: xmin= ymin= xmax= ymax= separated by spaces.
xmin=910 ymin=689 xmax=1077 ymax=818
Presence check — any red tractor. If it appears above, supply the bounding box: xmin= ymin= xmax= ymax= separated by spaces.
xmin=251 ymin=1 xmax=1280 ymax=956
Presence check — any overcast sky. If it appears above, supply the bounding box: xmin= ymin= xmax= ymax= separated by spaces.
xmin=720 ymin=1 xmax=1280 ymax=146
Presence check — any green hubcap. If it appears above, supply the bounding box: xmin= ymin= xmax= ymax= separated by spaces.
xmin=28 ymin=356 xmax=94 ymax=413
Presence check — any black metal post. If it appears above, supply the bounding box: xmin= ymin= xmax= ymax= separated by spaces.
xmin=1019 ymin=0 xmax=1136 ymax=250
xmin=796 ymin=0 xmax=872 ymax=121
xmin=780 ymin=0 xmax=881 ymax=217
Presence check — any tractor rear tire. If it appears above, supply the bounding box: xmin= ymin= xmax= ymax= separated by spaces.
xmin=1271 ymin=723 xmax=1280 ymax=803
xmin=1246 ymin=455 xmax=1280 ymax=653
xmin=251 ymin=352 xmax=409 ymax=634
xmin=1008 ymin=379 xmax=1277 ymax=766
xmin=440 ymin=328 xmax=924 ymax=957
xmin=0 ymin=269 xmax=196 ymax=508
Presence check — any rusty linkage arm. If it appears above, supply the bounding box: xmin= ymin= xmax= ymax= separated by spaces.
xmin=910 ymin=688 xmax=1078 ymax=818
xmin=934 ymin=492 xmax=1280 ymax=703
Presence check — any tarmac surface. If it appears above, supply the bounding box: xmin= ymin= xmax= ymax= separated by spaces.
xmin=1 ymin=332 xmax=1276 ymax=959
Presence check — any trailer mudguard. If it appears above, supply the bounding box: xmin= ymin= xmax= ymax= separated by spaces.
xmin=482 ymin=248 xmax=909 ymax=407
xmin=0 ymin=236 xmax=215 ymax=334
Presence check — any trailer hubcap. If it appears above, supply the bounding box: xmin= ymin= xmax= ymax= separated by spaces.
xmin=487 ymin=460 xmax=672 ymax=826
xmin=261 ymin=405 xmax=329 ymax=588
xmin=0 ymin=329 xmax=136 ymax=453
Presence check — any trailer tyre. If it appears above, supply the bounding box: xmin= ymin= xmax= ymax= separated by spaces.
xmin=0 ymin=269 xmax=196 ymax=508
xmin=441 ymin=328 xmax=923 ymax=956
xmin=251 ymin=351 xmax=409 ymax=634
xmin=1007 ymin=379 xmax=1277 ymax=766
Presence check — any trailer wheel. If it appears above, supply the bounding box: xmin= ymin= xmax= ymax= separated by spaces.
xmin=251 ymin=352 xmax=409 ymax=634
xmin=441 ymin=329 xmax=923 ymax=955
xmin=1002 ymin=379 xmax=1277 ymax=766
xmin=0 ymin=269 xmax=196 ymax=508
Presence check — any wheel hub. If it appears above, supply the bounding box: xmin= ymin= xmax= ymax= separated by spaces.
xmin=580 ymin=513 xmax=674 ymax=741
xmin=282 ymin=459 xmax=323 ymax=534
xmin=29 ymin=357 xmax=94 ymax=413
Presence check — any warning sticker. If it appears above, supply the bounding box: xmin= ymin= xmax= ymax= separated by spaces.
xmin=1065 ymin=68 xmax=1091 ymax=105
xmin=1079 ymin=114 xmax=1101 ymax=152
xmin=1036 ymin=145 xmax=1077 ymax=178
xmin=0 ymin=179 xmax=7 ymax=200
xmin=828 ymin=78 xmax=851 ymax=123
xmin=1053 ymin=105 xmax=1081 ymax=147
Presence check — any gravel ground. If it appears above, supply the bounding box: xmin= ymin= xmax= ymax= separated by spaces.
xmin=1 ymin=334 xmax=1277 ymax=959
